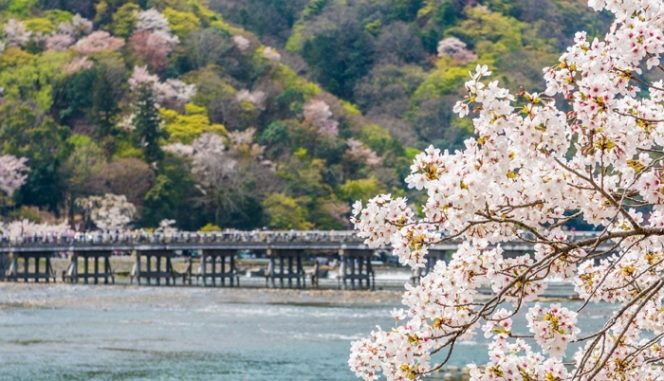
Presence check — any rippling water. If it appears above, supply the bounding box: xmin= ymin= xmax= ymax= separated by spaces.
xmin=0 ymin=285 xmax=612 ymax=381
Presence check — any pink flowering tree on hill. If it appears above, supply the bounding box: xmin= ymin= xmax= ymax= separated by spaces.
xmin=0 ymin=155 xmax=29 ymax=198
xmin=349 ymin=1 xmax=664 ymax=380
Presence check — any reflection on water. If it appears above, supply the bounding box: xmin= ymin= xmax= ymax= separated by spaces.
xmin=0 ymin=286 xmax=613 ymax=381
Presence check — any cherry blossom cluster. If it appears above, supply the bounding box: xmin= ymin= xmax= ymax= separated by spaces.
xmin=350 ymin=1 xmax=664 ymax=380
xmin=233 ymin=35 xmax=251 ymax=52
xmin=303 ymin=99 xmax=339 ymax=137
xmin=262 ymin=46 xmax=281 ymax=62
xmin=130 ymin=9 xmax=179 ymax=71
xmin=526 ymin=303 xmax=578 ymax=358
xmin=0 ymin=219 xmax=69 ymax=241
xmin=46 ymin=14 xmax=93 ymax=51
xmin=346 ymin=138 xmax=382 ymax=167
xmin=0 ymin=155 xmax=30 ymax=197
xmin=75 ymin=194 xmax=137 ymax=231
xmin=3 ymin=19 xmax=31 ymax=48
xmin=128 ymin=66 xmax=196 ymax=108
xmin=74 ymin=31 xmax=125 ymax=55
xmin=0 ymin=155 xmax=29 ymax=197
xmin=236 ymin=89 xmax=267 ymax=110
xmin=437 ymin=37 xmax=477 ymax=65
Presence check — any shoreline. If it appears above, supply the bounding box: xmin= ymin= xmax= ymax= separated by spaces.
xmin=0 ymin=283 xmax=579 ymax=310
xmin=0 ymin=283 xmax=406 ymax=308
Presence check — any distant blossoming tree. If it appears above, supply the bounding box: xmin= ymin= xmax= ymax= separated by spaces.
xmin=349 ymin=1 xmax=664 ymax=380
xmin=346 ymin=138 xmax=382 ymax=167
xmin=56 ymin=14 xmax=93 ymax=37
xmin=129 ymin=30 xmax=178 ymax=71
xmin=165 ymin=130 xmax=266 ymax=224
xmin=0 ymin=219 xmax=69 ymax=241
xmin=136 ymin=9 xmax=172 ymax=35
xmin=303 ymin=99 xmax=339 ymax=137
xmin=232 ymin=35 xmax=250 ymax=52
xmin=0 ymin=155 xmax=29 ymax=197
xmin=74 ymin=31 xmax=125 ymax=54
xmin=63 ymin=56 xmax=93 ymax=74
xmin=437 ymin=37 xmax=477 ymax=64
xmin=3 ymin=19 xmax=31 ymax=47
xmin=236 ymin=89 xmax=266 ymax=110
xmin=45 ymin=33 xmax=75 ymax=51
xmin=129 ymin=9 xmax=179 ymax=72
xmin=128 ymin=66 xmax=195 ymax=108
xmin=76 ymin=194 xmax=136 ymax=231
xmin=262 ymin=46 xmax=281 ymax=62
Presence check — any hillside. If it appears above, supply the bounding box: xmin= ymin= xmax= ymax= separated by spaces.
xmin=211 ymin=0 xmax=610 ymax=148
xmin=0 ymin=0 xmax=412 ymax=231
xmin=0 ymin=0 xmax=608 ymax=232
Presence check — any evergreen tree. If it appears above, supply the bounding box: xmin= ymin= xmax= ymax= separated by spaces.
xmin=91 ymin=66 xmax=119 ymax=138
xmin=133 ymin=85 xmax=165 ymax=164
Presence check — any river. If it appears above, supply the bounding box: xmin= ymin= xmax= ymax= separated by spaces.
xmin=0 ymin=284 xmax=612 ymax=381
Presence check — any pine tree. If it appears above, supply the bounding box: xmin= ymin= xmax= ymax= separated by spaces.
xmin=91 ymin=66 xmax=119 ymax=138
xmin=133 ymin=84 xmax=165 ymax=164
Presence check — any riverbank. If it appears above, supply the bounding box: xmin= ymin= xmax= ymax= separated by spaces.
xmin=0 ymin=283 xmax=405 ymax=309
xmin=0 ymin=282 xmax=579 ymax=311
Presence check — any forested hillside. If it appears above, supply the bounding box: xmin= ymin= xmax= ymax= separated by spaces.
xmin=212 ymin=0 xmax=609 ymax=147
xmin=0 ymin=0 xmax=607 ymax=232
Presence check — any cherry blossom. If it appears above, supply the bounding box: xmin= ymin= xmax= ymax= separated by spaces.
xmin=45 ymin=33 xmax=75 ymax=51
xmin=0 ymin=219 xmax=69 ymax=242
xmin=437 ymin=37 xmax=477 ymax=64
xmin=56 ymin=14 xmax=93 ymax=37
xmin=0 ymin=155 xmax=29 ymax=197
xmin=236 ymin=89 xmax=266 ymax=110
xmin=350 ymin=1 xmax=664 ymax=380
xmin=346 ymin=138 xmax=382 ymax=166
xmin=232 ymin=35 xmax=250 ymax=52
xmin=129 ymin=30 xmax=178 ymax=71
xmin=3 ymin=19 xmax=31 ymax=47
xmin=136 ymin=9 xmax=172 ymax=35
xmin=262 ymin=46 xmax=281 ymax=62
xmin=303 ymin=99 xmax=339 ymax=137
xmin=75 ymin=194 xmax=137 ymax=231
xmin=74 ymin=31 xmax=125 ymax=54
xmin=128 ymin=66 xmax=195 ymax=108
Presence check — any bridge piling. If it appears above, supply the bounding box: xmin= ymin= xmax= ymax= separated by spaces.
xmin=267 ymin=250 xmax=305 ymax=289
xmin=340 ymin=248 xmax=374 ymax=290
xmin=133 ymin=250 xmax=176 ymax=286
xmin=8 ymin=251 xmax=56 ymax=283
xmin=65 ymin=251 xmax=115 ymax=284
xmin=200 ymin=249 xmax=239 ymax=287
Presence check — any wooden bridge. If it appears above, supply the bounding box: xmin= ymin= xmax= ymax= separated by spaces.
xmin=0 ymin=230 xmax=603 ymax=289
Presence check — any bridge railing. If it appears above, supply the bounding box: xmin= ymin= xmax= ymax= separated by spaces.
xmin=0 ymin=229 xmax=603 ymax=250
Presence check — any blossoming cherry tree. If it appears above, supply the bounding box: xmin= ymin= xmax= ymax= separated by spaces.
xmin=349 ymin=1 xmax=664 ymax=380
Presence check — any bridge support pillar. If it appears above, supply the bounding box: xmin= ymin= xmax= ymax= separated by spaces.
xmin=65 ymin=251 xmax=114 ymax=284
xmin=0 ymin=252 xmax=8 ymax=281
xmin=267 ymin=249 xmax=305 ymax=289
xmin=200 ymin=249 xmax=239 ymax=287
xmin=133 ymin=250 xmax=176 ymax=286
xmin=340 ymin=248 xmax=374 ymax=290
xmin=8 ymin=251 xmax=56 ymax=283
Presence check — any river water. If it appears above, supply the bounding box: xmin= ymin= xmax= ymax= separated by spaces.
xmin=0 ymin=285 xmax=612 ymax=381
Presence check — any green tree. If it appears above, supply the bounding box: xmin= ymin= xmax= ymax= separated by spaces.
xmin=0 ymin=102 xmax=69 ymax=213
xmin=339 ymin=177 xmax=385 ymax=203
xmin=263 ymin=193 xmax=313 ymax=230
xmin=91 ymin=65 xmax=120 ymax=138
xmin=109 ymin=2 xmax=139 ymax=38
xmin=133 ymin=85 xmax=165 ymax=164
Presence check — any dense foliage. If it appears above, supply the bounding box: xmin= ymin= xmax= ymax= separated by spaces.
xmin=0 ymin=0 xmax=607 ymax=231
xmin=0 ymin=0 xmax=413 ymax=231
xmin=212 ymin=0 xmax=610 ymax=148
